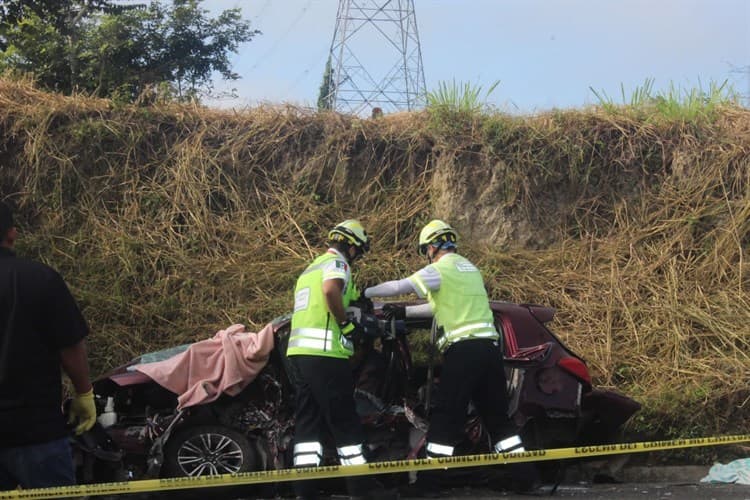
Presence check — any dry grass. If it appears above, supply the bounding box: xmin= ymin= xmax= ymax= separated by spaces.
xmin=1 ymin=78 xmax=748 ymax=439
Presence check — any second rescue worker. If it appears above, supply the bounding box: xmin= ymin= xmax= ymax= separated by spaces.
xmin=286 ymin=219 xmax=397 ymax=500
xmin=365 ymin=220 xmax=532 ymax=491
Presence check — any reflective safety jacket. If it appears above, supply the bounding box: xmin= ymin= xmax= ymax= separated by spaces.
xmin=408 ymin=253 xmax=499 ymax=352
xmin=287 ymin=249 xmax=358 ymax=359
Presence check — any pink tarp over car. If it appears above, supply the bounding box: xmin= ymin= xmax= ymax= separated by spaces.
xmin=134 ymin=323 xmax=275 ymax=409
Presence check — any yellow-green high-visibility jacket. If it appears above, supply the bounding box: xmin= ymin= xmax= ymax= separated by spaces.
xmin=408 ymin=253 xmax=498 ymax=353
xmin=287 ymin=249 xmax=359 ymax=359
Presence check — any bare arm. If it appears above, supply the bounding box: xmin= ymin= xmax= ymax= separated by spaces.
xmin=60 ymin=339 xmax=92 ymax=394
xmin=322 ymin=278 xmax=347 ymax=324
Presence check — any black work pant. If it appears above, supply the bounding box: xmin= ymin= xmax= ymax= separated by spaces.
xmin=288 ymin=354 xmax=376 ymax=498
xmin=288 ymin=354 xmax=365 ymax=452
xmin=429 ymin=338 xmax=517 ymax=448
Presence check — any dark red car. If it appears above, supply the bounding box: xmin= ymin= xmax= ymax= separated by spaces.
xmin=72 ymin=301 xmax=640 ymax=493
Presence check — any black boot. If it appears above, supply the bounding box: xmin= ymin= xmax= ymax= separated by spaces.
xmin=510 ymin=462 xmax=541 ymax=493
xmin=293 ymin=477 xmax=321 ymax=500
xmin=347 ymin=476 xmax=400 ymax=500
xmin=399 ymin=472 xmax=442 ymax=498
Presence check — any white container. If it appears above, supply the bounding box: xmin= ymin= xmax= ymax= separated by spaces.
xmin=97 ymin=397 xmax=117 ymax=428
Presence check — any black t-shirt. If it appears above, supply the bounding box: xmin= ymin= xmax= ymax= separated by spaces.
xmin=0 ymin=247 xmax=89 ymax=447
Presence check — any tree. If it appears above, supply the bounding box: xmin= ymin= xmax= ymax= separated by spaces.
xmin=317 ymin=55 xmax=333 ymax=111
xmin=0 ymin=0 xmax=259 ymax=101
xmin=0 ymin=1 xmax=142 ymax=51
xmin=0 ymin=0 xmax=143 ymax=93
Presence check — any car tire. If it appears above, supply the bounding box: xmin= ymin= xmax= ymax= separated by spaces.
xmin=162 ymin=424 xmax=258 ymax=478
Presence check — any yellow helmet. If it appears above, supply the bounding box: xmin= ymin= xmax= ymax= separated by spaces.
xmin=328 ymin=219 xmax=370 ymax=252
xmin=418 ymin=219 xmax=457 ymax=256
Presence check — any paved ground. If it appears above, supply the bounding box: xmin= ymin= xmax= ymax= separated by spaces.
xmin=399 ymin=483 xmax=750 ymax=499
xmin=394 ymin=465 xmax=750 ymax=499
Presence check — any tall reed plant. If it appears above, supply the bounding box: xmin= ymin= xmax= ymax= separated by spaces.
xmin=590 ymin=78 xmax=740 ymax=121
xmin=425 ymin=79 xmax=500 ymax=114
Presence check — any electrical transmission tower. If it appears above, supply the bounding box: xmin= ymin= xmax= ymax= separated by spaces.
xmin=322 ymin=0 xmax=426 ymax=115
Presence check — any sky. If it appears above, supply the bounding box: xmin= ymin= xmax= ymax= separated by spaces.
xmin=204 ymin=0 xmax=750 ymax=114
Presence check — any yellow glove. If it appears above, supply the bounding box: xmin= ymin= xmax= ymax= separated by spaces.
xmin=68 ymin=388 xmax=97 ymax=435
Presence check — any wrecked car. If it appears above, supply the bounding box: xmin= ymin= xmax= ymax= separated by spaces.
xmin=70 ymin=301 xmax=640 ymax=494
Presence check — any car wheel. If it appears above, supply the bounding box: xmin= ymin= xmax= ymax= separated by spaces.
xmin=163 ymin=424 xmax=257 ymax=477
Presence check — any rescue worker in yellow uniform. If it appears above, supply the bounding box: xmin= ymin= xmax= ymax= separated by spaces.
xmin=286 ymin=220 xmax=397 ymax=500
xmin=365 ymin=220 xmax=534 ymax=494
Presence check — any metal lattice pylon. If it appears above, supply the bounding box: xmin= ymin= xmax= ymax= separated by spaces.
xmin=323 ymin=0 xmax=426 ymax=115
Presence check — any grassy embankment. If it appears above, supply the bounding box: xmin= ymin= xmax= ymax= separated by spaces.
xmin=0 ymin=78 xmax=748 ymax=462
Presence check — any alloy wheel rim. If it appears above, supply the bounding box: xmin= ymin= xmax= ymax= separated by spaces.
xmin=177 ymin=432 xmax=245 ymax=476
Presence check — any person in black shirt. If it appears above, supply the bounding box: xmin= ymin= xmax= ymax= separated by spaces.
xmin=0 ymin=201 xmax=96 ymax=490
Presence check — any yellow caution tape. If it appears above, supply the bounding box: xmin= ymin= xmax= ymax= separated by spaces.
xmin=2 ymin=433 xmax=749 ymax=499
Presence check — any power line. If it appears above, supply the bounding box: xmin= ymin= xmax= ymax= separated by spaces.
xmin=253 ymin=0 xmax=272 ymax=21
xmin=250 ymin=0 xmax=313 ymax=72
xmin=283 ymin=47 xmax=331 ymax=96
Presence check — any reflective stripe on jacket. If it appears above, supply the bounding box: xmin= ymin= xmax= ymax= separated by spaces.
xmin=409 ymin=253 xmax=498 ymax=352
xmin=287 ymin=250 xmax=357 ymax=359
